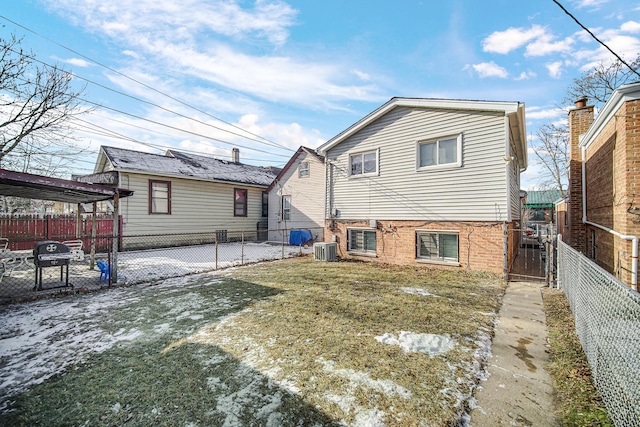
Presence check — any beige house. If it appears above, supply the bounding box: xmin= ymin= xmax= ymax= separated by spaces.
xmin=81 ymin=146 xmax=276 ymax=248
xmin=267 ymin=146 xmax=325 ymax=243
xmin=318 ymin=97 xmax=527 ymax=275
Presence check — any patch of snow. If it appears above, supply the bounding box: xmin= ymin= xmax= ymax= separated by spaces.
xmin=353 ymin=407 xmax=386 ymax=427
xmin=375 ymin=332 xmax=456 ymax=356
xmin=317 ymin=358 xmax=411 ymax=399
xmin=400 ymin=287 xmax=440 ymax=297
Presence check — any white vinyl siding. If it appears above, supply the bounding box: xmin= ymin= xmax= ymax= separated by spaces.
xmin=326 ymin=107 xmax=509 ymax=221
xmin=268 ymin=152 xmax=325 ymax=242
xmin=119 ymin=173 xmax=267 ymax=236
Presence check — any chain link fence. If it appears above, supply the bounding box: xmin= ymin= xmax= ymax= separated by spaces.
xmin=0 ymin=228 xmax=323 ymax=304
xmin=557 ymin=238 xmax=640 ymax=426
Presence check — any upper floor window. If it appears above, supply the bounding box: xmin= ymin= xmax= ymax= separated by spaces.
xmin=298 ymin=161 xmax=310 ymax=178
xmin=234 ymin=188 xmax=248 ymax=217
xmin=417 ymin=134 xmax=462 ymax=169
xmin=149 ymin=180 xmax=171 ymax=214
xmin=350 ymin=150 xmax=378 ymax=177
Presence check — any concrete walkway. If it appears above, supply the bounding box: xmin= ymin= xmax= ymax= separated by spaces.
xmin=471 ymin=281 xmax=559 ymax=426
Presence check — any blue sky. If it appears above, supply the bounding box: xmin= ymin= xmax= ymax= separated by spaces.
xmin=2 ymin=0 xmax=639 ymax=189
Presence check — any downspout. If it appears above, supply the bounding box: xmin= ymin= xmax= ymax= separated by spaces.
xmin=581 ymin=146 xmax=638 ymax=290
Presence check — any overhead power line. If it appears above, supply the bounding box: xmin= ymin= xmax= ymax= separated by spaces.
xmin=0 ymin=14 xmax=295 ymax=151
xmin=552 ymin=0 xmax=640 ymax=79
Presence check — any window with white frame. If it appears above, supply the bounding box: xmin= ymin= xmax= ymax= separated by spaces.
xmin=348 ymin=229 xmax=376 ymax=253
xmin=281 ymin=195 xmax=291 ymax=221
xmin=349 ymin=150 xmax=377 ymax=176
xmin=149 ymin=180 xmax=171 ymax=214
xmin=416 ymin=231 xmax=459 ymax=263
xmin=298 ymin=161 xmax=310 ymax=178
xmin=234 ymin=188 xmax=248 ymax=217
xmin=417 ymin=134 xmax=462 ymax=169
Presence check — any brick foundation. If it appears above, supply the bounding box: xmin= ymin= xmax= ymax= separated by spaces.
xmin=324 ymin=219 xmax=508 ymax=275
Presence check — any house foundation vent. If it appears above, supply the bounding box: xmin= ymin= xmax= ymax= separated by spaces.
xmin=313 ymin=242 xmax=337 ymax=262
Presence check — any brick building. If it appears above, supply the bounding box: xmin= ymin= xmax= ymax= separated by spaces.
xmin=566 ymin=82 xmax=640 ymax=290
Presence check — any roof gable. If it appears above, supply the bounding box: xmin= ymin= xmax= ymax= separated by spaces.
xmin=318 ymin=97 xmax=527 ymax=168
xmin=267 ymin=146 xmax=324 ymax=192
xmin=99 ymin=146 xmax=277 ymax=187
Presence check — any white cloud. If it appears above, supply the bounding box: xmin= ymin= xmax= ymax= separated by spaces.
xmin=525 ymin=35 xmax=574 ymax=56
xmin=515 ymin=71 xmax=537 ymax=80
xmin=53 ymin=56 xmax=92 ymax=67
xmin=546 ymin=61 xmax=563 ymax=78
xmin=575 ymin=0 xmax=611 ymax=9
xmin=525 ymin=106 xmax=566 ymax=120
xmin=620 ymin=21 xmax=640 ymax=33
xmin=482 ymin=25 xmax=546 ymax=54
xmin=352 ymin=69 xmax=372 ymax=81
xmin=471 ymin=62 xmax=509 ymax=78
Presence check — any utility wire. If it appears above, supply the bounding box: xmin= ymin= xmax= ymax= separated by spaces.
xmin=552 ymin=0 xmax=640 ymax=78
xmin=0 ymin=14 xmax=294 ymax=150
xmin=2 ymin=43 xmax=293 ymax=152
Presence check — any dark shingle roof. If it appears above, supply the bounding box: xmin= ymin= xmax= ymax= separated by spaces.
xmin=102 ymin=146 xmax=277 ymax=187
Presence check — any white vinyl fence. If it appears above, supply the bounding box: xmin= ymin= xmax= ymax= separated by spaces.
xmin=556 ymin=238 xmax=640 ymax=426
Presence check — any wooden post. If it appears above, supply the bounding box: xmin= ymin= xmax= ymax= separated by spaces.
xmin=112 ymin=193 xmax=119 ymax=282
xmin=90 ymin=202 xmax=97 ymax=269
xmin=75 ymin=204 xmax=82 ymax=238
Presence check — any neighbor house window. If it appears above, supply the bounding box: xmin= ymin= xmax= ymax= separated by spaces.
xmin=350 ymin=150 xmax=378 ymax=176
xmin=234 ymin=188 xmax=248 ymax=217
xmin=262 ymin=192 xmax=269 ymax=217
xmin=149 ymin=180 xmax=171 ymax=214
xmin=281 ymin=195 xmax=291 ymax=221
xmin=416 ymin=231 xmax=459 ymax=263
xmin=417 ymin=134 xmax=462 ymax=169
xmin=299 ymin=161 xmax=310 ymax=178
xmin=348 ymin=229 xmax=376 ymax=253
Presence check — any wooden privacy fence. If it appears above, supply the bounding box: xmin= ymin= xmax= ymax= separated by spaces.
xmin=0 ymin=214 xmax=122 ymax=251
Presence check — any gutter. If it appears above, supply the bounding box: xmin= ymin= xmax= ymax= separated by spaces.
xmin=582 ymin=146 xmax=638 ymax=290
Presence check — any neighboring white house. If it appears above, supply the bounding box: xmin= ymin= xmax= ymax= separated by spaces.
xmin=317 ymin=97 xmax=527 ymax=275
xmin=267 ymin=146 xmax=325 ymax=243
xmin=80 ymin=146 xmax=277 ymax=248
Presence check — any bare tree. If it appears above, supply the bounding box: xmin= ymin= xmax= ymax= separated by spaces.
xmin=532 ymin=122 xmax=570 ymax=197
xmin=564 ymin=55 xmax=640 ymax=109
xmin=0 ymin=34 xmax=87 ymax=176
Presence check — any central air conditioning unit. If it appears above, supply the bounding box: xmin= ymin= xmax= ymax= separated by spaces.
xmin=313 ymin=242 xmax=337 ymax=262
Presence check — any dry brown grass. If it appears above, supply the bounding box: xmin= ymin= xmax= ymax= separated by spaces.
xmin=3 ymin=256 xmax=505 ymax=426
xmin=542 ymin=288 xmax=613 ymax=426
xmin=167 ymin=257 xmax=506 ymax=425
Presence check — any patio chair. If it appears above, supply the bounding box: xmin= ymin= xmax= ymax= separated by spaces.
xmin=0 ymin=238 xmax=8 ymax=253
xmin=96 ymin=260 xmax=111 ymax=283
xmin=63 ymin=240 xmax=85 ymax=261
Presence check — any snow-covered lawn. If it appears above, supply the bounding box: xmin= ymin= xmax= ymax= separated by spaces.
xmin=0 ymin=257 xmax=503 ymax=426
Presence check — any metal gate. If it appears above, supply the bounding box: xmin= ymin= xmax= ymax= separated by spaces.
xmin=509 ymin=223 xmax=556 ymax=283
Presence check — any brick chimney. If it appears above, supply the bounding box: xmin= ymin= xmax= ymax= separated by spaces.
xmin=231 ymin=148 xmax=240 ymax=163
xmin=567 ymin=97 xmax=594 ymax=252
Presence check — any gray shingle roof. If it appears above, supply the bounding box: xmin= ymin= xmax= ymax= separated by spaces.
xmin=102 ymin=146 xmax=277 ymax=187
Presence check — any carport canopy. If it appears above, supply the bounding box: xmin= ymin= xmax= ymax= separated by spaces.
xmin=0 ymin=168 xmax=132 ymax=204
xmin=0 ymin=168 xmax=133 ymax=281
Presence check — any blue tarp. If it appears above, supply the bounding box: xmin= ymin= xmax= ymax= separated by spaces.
xmin=289 ymin=229 xmax=313 ymax=246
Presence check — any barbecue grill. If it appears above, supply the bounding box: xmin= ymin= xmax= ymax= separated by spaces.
xmin=33 ymin=241 xmax=73 ymax=290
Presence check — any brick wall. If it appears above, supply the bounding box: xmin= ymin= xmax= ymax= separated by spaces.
xmin=324 ymin=219 xmax=507 ymax=275
xmin=568 ymin=103 xmax=594 ymax=252
xmin=582 ymin=100 xmax=640 ymax=285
